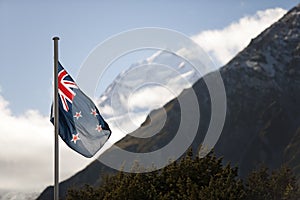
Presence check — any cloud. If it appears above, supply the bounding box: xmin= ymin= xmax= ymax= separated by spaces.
xmin=0 ymin=7 xmax=288 ymax=193
xmin=192 ymin=8 xmax=287 ymax=66
xmin=128 ymin=85 xmax=177 ymax=111
xmin=0 ymin=95 xmax=91 ymax=192
xmin=146 ymin=50 xmax=162 ymax=63
xmin=95 ymin=7 xmax=288 ymax=150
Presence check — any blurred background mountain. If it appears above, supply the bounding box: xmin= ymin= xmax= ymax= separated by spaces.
xmin=38 ymin=4 xmax=300 ymax=200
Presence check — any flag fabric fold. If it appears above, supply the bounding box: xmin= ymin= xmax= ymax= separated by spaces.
xmin=51 ymin=62 xmax=111 ymax=158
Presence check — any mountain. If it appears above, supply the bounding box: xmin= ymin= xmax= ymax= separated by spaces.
xmin=0 ymin=190 xmax=39 ymax=200
xmin=215 ymin=4 xmax=300 ymax=176
xmin=38 ymin=4 xmax=300 ymax=200
xmin=97 ymin=49 xmax=203 ymax=135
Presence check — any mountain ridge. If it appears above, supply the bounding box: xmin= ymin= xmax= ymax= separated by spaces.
xmin=37 ymin=4 xmax=300 ymax=199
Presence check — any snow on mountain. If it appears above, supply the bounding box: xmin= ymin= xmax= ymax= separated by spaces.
xmin=37 ymin=4 xmax=300 ymax=200
xmin=96 ymin=49 xmax=207 ymax=136
xmin=223 ymin=4 xmax=300 ymax=91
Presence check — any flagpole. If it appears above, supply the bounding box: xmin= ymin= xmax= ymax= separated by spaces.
xmin=53 ymin=36 xmax=60 ymax=200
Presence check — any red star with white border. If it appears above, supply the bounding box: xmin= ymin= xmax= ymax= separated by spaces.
xmin=71 ymin=133 xmax=80 ymax=144
xmin=73 ymin=111 xmax=82 ymax=120
xmin=95 ymin=125 xmax=102 ymax=132
xmin=91 ymin=108 xmax=98 ymax=117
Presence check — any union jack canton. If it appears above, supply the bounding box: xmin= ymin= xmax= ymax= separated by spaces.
xmin=50 ymin=62 xmax=111 ymax=158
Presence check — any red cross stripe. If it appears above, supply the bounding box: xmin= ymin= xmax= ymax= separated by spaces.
xmin=58 ymin=69 xmax=78 ymax=112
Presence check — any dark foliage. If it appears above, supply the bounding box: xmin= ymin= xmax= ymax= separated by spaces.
xmin=66 ymin=150 xmax=300 ymax=200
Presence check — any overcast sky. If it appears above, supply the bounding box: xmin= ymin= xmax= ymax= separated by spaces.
xmin=0 ymin=0 xmax=297 ymax=193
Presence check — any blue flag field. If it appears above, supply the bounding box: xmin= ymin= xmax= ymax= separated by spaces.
xmin=51 ymin=62 xmax=111 ymax=158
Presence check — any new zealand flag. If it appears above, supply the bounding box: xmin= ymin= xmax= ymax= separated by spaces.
xmin=51 ymin=62 xmax=111 ymax=158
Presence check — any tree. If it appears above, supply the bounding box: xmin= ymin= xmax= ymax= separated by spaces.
xmin=67 ymin=151 xmax=300 ymax=200
xmin=67 ymin=150 xmax=244 ymax=199
xmin=245 ymin=166 xmax=300 ymax=200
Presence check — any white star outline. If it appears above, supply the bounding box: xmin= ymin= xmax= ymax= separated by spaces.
xmin=71 ymin=133 xmax=81 ymax=144
xmin=95 ymin=124 xmax=102 ymax=132
xmin=91 ymin=108 xmax=98 ymax=117
xmin=73 ymin=111 xmax=82 ymax=120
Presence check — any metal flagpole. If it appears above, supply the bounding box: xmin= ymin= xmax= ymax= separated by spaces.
xmin=53 ymin=36 xmax=60 ymax=200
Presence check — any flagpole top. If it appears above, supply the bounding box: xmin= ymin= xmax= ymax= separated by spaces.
xmin=53 ymin=37 xmax=60 ymax=40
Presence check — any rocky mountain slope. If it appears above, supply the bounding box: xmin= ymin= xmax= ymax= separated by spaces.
xmin=38 ymin=4 xmax=300 ymax=199
xmin=97 ymin=49 xmax=202 ymax=135
xmin=215 ymin=4 xmax=300 ymax=176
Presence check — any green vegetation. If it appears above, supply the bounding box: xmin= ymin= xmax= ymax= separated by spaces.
xmin=66 ymin=150 xmax=300 ymax=200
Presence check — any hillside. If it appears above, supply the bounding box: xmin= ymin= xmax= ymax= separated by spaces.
xmin=38 ymin=4 xmax=300 ymax=200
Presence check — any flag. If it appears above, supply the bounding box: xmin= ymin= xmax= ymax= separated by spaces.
xmin=51 ymin=62 xmax=111 ymax=158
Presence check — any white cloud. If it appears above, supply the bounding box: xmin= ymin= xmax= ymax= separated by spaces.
xmin=192 ymin=8 xmax=287 ymax=66
xmin=128 ymin=85 xmax=176 ymax=111
xmin=0 ymin=95 xmax=91 ymax=192
xmin=0 ymin=7 xmax=289 ymax=194
xmin=95 ymin=7 xmax=288 ymax=153
xmin=146 ymin=50 xmax=162 ymax=63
